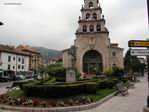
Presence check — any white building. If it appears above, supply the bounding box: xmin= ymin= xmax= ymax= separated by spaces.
xmin=0 ymin=44 xmax=30 ymax=76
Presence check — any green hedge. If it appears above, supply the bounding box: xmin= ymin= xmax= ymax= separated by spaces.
xmin=22 ymin=82 xmax=98 ymax=98
xmin=56 ymin=78 xmax=66 ymax=82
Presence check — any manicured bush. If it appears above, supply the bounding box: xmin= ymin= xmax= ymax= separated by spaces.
xmin=106 ymin=80 xmax=114 ymax=89
xmin=12 ymin=81 xmax=29 ymax=90
xmin=84 ymin=83 xmax=98 ymax=94
xmin=97 ymin=80 xmax=107 ymax=89
xmin=22 ymin=82 xmax=98 ymax=98
xmin=104 ymin=67 xmax=124 ymax=77
xmin=56 ymin=78 xmax=66 ymax=82
xmin=110 ymin=78 xmax=119 ymax=84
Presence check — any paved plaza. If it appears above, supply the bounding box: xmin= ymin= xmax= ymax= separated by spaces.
xmin=77 ymin=75 xmax=148 ymax=112
xmin=0 ymin=75 xmax=148 ymax=112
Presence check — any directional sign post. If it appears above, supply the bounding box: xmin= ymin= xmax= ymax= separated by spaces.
xmin=131 ymin=49 xmax=149 ymax=56
xmin=129 ymin=39 xmax=149 ymax=109
xmin=128 ymin=40 xmax=149 ymax=47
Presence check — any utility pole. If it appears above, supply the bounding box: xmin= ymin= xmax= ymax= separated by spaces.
xmin=147 ymin=0 xmax=149 ymax=107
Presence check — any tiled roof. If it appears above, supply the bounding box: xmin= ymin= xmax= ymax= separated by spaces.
xmin=0 ymin=44 xmax=30 ymax=56
xmin=17 ymin=45 xmax=40 ymax=54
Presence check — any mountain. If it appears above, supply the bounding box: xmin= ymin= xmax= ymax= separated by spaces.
xmin=33 ymin=47 xmax=62 ymax=63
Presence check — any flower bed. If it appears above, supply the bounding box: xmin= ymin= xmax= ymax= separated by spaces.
xmin=0 ymin=88 xmax=116 ymax=108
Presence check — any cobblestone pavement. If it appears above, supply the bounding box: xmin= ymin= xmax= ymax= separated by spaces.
xmin=77 ymin=76 xmax=148 ymax=112
xmin=0 ymin=76 xmax=148 ymax=112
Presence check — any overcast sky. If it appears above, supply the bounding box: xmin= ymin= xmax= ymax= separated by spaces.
xmin=0 ymin=0 xmax=148 ymax=54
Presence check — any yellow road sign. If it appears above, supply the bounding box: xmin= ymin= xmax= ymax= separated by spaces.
xmin=128 ymin=40 xmax=149 ymax=47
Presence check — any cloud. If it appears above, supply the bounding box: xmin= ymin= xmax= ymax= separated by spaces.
xmin=0 ymin=0 xmax=148 ymax=54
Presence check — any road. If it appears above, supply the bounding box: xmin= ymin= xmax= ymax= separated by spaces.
xmin=0 ymin=81 xmax=13 ymax=88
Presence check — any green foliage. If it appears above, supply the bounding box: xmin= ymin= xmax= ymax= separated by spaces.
xmin=124 ymin=49 xmax=145 ymax=73
xmin=106 ymin=80 xmax=114 ymax=89
xmin=56 ymin=78 xmax=66 ymax=82
xmin=7 ymin=90 xmax=24 ymax=98
xmin=84 ymin=83 xmax=99 ymax=94
xmin=22 ymin=82 xmax=98 ymax=98
xmin=97 ymin=80 xmax=107 ymax=89
xmin=104 ymin=67 xmax=124 ymax=77
xmin=45 ymin=63 xmax=66 ymax=78
xmin=104 ymin=68 xmax=114 ymax=76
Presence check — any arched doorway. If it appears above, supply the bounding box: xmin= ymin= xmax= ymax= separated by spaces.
xmin=83 ymin=50 xmax=103 ymax=75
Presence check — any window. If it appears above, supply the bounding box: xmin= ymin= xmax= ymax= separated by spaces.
xmin=93 ymin=13 xmax=97 ymax=19
xmin=22 ymin=66 xmax=24 ymax=69
xmin=13 ymin=57 xmax=15 ymax=61
xmin=97 ymin=25 xmax=101 ymax=31
xmin=86 ymin=13 xmax=90 ymax=20
xmin=90 ymin=38 xmax=95 ymax=45
xmin=22 ymin=58 xmax=24 ymax=64
xmin=8 ymin=65 xmax=11 ymax=70
xmin=83 ymin=25 xmax=87 ymax=32
xmin=89 ymin=2 xmax=93 ymax=8
xmin=90 ymin=25 xmax=94 ymax=32
xmin=8 ymin=56 xmax=11 ymax=62
xmin=18 ymin=57 xmax=21 ymax=62
xmin=18 ymin=65 xmax=21 ymax=69
xmin=13 ymin=66 xmax=15 ymax=69
xmin=112 ymin=52 xmax=116 ymax=57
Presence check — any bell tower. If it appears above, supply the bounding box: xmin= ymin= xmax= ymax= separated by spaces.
xmin=76 ymin=0 xmax=108 ymax=34
xmin=63 ymin=0 xmax=124 ymax=79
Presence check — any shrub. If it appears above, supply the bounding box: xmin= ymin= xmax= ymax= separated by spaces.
xmin=106 ymin=80 xmax=114 ymax=89
xmin=56 ymin=78 xmax=66 ymax=82
xmin=84 ymin=83 xmax=98 ymax=94
xmin=22 ymin=82 xmax=98 ymax=98
xmin=12 ymin=81 xmax=29 ymax=90
xmin=104 ymin=67 xmax=124 ymax=77
xmin=97 ymin=80 xmax=107 ymax=89
xmin=104 ymin=68 xmax=114 ymax=76
xmin=46 ymin=64 xmax=66 ymax=78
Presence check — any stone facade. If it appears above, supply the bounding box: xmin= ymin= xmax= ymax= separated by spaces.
xmin=63 ymin=0 xmax=123 ymax=76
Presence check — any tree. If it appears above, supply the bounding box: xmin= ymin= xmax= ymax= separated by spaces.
xmin=124 ymin=49 xmax=145 ymax=73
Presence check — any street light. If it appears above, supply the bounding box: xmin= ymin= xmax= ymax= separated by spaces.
xmin=147 ymin=0 xmax=149 ymax=108
xmin=0 ymin=22 xmax=3 ymax=26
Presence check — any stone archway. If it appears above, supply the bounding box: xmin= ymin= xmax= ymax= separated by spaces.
xmin=83 ymin=50 xmax=103 ymax=75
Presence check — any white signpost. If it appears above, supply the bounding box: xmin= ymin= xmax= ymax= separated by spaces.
xmin=131 ymin=49 xmax=149 ymax=56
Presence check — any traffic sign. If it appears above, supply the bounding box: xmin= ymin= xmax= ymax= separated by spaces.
xmin=128 ymin=40 xmax=149 ymax=47
xmin=131 ymin=49 xmax=149 ymax=56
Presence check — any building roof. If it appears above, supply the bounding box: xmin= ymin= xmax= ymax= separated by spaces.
xmin=0 ymin=44 xmax=30 ymax=56
xmin=17 ymin=45 xmax=40 ymax=54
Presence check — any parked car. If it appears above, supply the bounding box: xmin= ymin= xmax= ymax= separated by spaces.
xmin=0 ymin=71 xmax=12 ymax=82
xmin=15 ymin=75 xmax=25 ymax=80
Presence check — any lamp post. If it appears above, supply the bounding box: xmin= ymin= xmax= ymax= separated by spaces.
xmin=0 ymin=22 xmax=3 ymax=26
xmin=147 ymin=0 xmax=149 ymax=108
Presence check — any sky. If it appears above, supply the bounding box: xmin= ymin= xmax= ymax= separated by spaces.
xmin=0 ymin=0 xmax=148 ymax=54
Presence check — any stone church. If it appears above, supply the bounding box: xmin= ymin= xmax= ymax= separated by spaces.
xmin=63 ymin=0 xmax=123 ymax=77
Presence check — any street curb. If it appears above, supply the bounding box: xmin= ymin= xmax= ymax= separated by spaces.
xmin=0 ymin=92 xmax=117 ymax=112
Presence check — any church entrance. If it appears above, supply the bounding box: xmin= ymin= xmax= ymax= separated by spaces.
xmin=83 ymin=50 xmax=103 ymax=75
